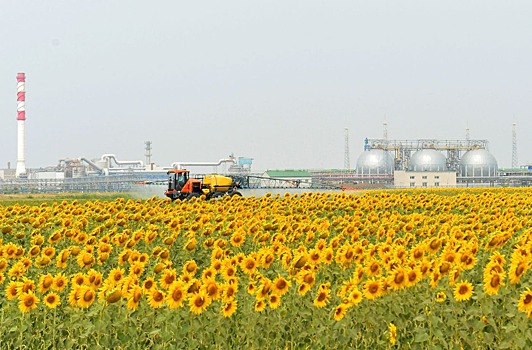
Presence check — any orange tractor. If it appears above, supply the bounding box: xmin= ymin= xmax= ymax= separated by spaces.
xmin=164 ymin=169 xmax=242 ymax=201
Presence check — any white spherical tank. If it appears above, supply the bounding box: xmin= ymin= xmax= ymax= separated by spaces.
xmin=459 ymin=149 xmax=498 ymax=177
xmin=356 ymin=149 xmax=394 ymax=175
xmin=408 ymin=149 xmax=447 ymax=172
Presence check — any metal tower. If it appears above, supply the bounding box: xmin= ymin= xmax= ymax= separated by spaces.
xmin=145 ymin=141 xmax=152 ymax=167
xmin=465 ymin=127 xmax=470 ymax=141
xmin=344 ymin=128 xmax=350 ymax=169
xmin=512 ymin=123 xmax=518 ymax=168
xmin=383 ymin=120 xmax=388 ymax=141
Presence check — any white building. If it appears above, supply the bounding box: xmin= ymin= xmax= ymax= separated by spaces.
xmin=394 ymin=170 xmax=456 ymax=188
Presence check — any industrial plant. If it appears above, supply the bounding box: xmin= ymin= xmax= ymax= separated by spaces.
xmin=2 ymin=73 xmax=532 ymax=194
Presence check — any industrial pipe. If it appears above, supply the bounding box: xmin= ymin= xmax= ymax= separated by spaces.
xmin=100 ymin=154 xmax=144 ymax=168
xmin=171 ymin=157 xmax=237 ymax=170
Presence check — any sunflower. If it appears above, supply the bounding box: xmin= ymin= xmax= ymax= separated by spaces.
xmin=147 ymin=288 xmax=165 ymax=308
xmin=230 ymin=232 xmax=245 ymax=247
xmin=313 ymin=288 xmax=330 ymax=308
xmin=241 ymin=256 xmax=258 ymax=275
xmin=203 ymin=279 xmax=221 ymax=301
xmin=255 ymin=299 xmax=266 ymax=312
xmin=333 ymin=302 xmax=349 ymax=321
xmin=68 ymin=286 xmax=81 ymax=307
xmin=365 ymin=260 xmax=382 ymax=277
xmin=438 ymin=261 xmax=451 ymax=275
xmin=429 ymin=270 xmax=442 ymax=289
xmin=108 ymin=267 xmax=125 ymax=286
xmin=35 ymin=255 xmax=52 ymax=268
xmin=183 ymin=260 xmax=198 ymax=276
xmin=362 ymin=278 xmax=382 ymax=300
xmin=388 ymin=267 xmax=407 ymax=291
xmin=28 ymin=245 xmax=41 ymax=258
xmin=509 ymin=258 xmax=528 ymax=284
xmin=292 ymin=252 xmax=308 ymax=270
xmin=5 ymin=281 xmax=22 ymax=300
xmin=42 ymin=246 xmax=56 ymax=258
xmin=256 ymin=280 xmax=272 ymax=300
xmin=427 ymin=237 xmax=442 ymax=254
xmin=129 ymin=262 xmax=145 ymax=277
xmin=261 ymin=252 xmax=275 ymax=269
xmin=410 ymin=244 xmax=425 ymax=261
xmin=158 ymin=248 xmax=170 ymax=260
xmin=53 ymin=273 xmax=68 ymax=292
xmin=20 ymin=277 xmax=35 ymax=293
xmin=389 ymin=323 xmax=397 ymax=345
xmin=453 ymin=281 xmax=474 ymax=302
xmin=38 ymin=274 xmax=54 ymax=294
xmin=18 ymin=291 xmax=40 ymax=313
xmin=272 ymin=276 xmax=291 ymax=296
xmin=77 ymin=285 xmax=96 ymax=308
xmin=419 ymin=259 xmax=432 ymax=278
xmin=43 ymin=292 xmax=61 ymax=309
xmin=71 ymin=273 xmax=86 ymax=288
xmin=269 ymin=294 xmax=281 ymax=309
xmin=405 ymin=267 xmax=421 ymax=287
xmin=484 ymin=272 xmax=505 ymax=296
xmin=348 ymin=288 xmax=363 ymax=306
xmin=436 ymin=291 xmax=447 ymax=303
xmin=187 ymin=280 xmax=201 ymax=294
xmin=76 ymin=251 xmax=95 ymax=269
xmin=201 ymin=267 xmax=216 ymax=281
xmin=221 ymin=299 xmax=238 ymax=317
xmin=247 ymin=282 xmax=256 ymax=295
xmin=221 ymin=265 xmax=237 ymax=280
xmin=126 ymin=284 xmax=143 ymax=311
xmin=321 ymin=248 xmax=334 ymax=265
xmin=223 ymin=284 xmax=238 ymax=300
xmin=184 ymin=238 xmax=196 ymax=252
xmin=189 ymin=290 xmax=210 ymax=315
xmin=105 ymin=289 xmax=122 ymax=304
xmin=299 ymin=272 xmax=316 ymax=288
xmin=297 ymin=283 xmax=311 ymax=296
xmin=56 ymin=249 xmax=70 ymax=268
xmin=305 ymin=248 xmax=320 ymax=266
xmin=517 ymin=287 xmax=532 ymax=316
xmin=167 ymin=282 xmax=186 ymax=309
xmin=448 ymin=267 xmax=461 ymax=287
xmin=0 ymin=258 xmax=7 ymax=272
xmin=118 ymin=249 xmax=132 ymax=265
xmin=159 ymin=269 xmax=177 ymax=290
xmin=489 ymin=251 xmax=506 ymax=266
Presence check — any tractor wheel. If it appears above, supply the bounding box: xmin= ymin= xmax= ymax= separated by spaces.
xmin=230 ymin=191 xmax=242 ymax=197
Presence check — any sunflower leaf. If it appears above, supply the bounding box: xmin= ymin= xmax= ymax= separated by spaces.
xmin=414 ymin=331 xmax=429 ymax=343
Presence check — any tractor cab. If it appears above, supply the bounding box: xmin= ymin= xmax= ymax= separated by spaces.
xmin=165 ymin=169 xmax=202 ymax=200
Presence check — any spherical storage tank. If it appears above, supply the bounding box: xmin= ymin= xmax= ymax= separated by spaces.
xmin=459 ymin=149 xmax=498 ymax=177
xmin=408 ymin=149 xmax=447 ymax=172
xmin=356 ymin=149 xmax=394 ymax=175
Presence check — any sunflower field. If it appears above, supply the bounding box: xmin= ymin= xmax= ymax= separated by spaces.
xmin=1 ymin=188 xmax=532 ymax=349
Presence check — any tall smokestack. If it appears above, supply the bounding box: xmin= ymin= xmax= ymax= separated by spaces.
xmin=16 ymin=72 xmax=27 ymax=177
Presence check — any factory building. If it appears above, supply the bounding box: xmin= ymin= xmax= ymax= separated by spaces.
xmin=349 ymin=138 xmax=501 ymax=188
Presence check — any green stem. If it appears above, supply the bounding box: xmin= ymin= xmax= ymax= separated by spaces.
xmin=52 ymin=308 xmax=56 ymax=350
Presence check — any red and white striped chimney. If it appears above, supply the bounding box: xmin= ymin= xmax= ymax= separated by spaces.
xmin=16 ymin=72 xmax=27 ymax=177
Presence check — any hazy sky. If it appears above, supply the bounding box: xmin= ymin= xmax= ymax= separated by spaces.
xmin=1 ymin=1 xmax=531 ymax=172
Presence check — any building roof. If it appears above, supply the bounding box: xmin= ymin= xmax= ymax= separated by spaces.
xmin=264 ymin=170 xmax=311 ymax=178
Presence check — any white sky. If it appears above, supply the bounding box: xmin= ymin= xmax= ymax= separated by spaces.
xmin=1 ymin=1 xmax=531 ymax=172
